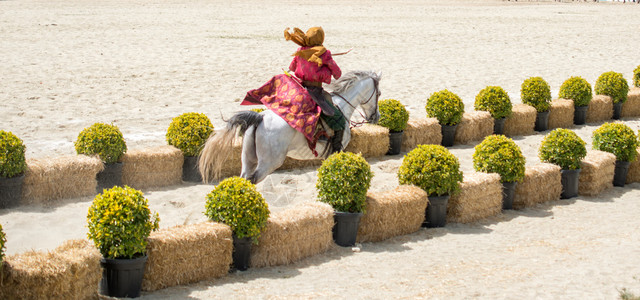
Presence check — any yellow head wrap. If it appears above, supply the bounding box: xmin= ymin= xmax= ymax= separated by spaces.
xmin=284 ymin=27 xmax=327 ymax=67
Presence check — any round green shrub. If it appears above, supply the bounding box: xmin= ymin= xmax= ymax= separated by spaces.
xmin=204 ymin=177 xmax=270 ymax=243
xmin=595 ymin=71 xmax=629 ymax=104
xmin=521 ymin=77 xmax=552 ymax=113
xmin=633 ymin=65 xmax=640 ymax=88
xmin=425 ymin=89 xmax=465 ymax=126
xmin=473 ymin=135 xmax=526 ymax=183
xmin=559 ymin=76 xmax=593 ymax=107
xmin=592 ymin=122 xmax=639 ymax=162
xmin=539 ymin=129 xmax=587 ymax=170
xmin=166 ymin=112 xmax=214 ymax=157
xmin=75 ymin=123 xmax=127 ymax=164
xmin=0 ymin=131 xmax=27 ymax=178
xmin=378 ymin=99 xmax=410 ymax=132
xmin=474 ymin=86 xmax=512 ymax=119
xmin=316 ymin=152 xmax=373 ymax=213
xmin=0 ymin=223 xmax=6 ymax=264
xmin=397 ymin=144 xmax=463 ymax=196
xmin=250 ymin=108 xmax=266 ymax=113
xmin=87 ymin=186 xmax=160 ymax=259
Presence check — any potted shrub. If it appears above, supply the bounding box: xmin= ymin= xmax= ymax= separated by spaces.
xmin=473 ymin=135 xmax=526 ymax=209
xmin=538 ymin=129 xmax=587 ymax=199
xmin=634 ymin=65 xmax=640 ymax=88
xmin=250 ymin=107 xmax=266 ymax=113
xmin=592 ymin=122 xmax=639 ymax=187
xmin=595 ymin=71 xmax=630 ymax=120
xmin=87 ymin=186 xmax=160 ymax=298
xmin=426 ymin=89 xmax=465 ymax=147
xmin=474 ymin=86 xmax=512 ymax=134
xmin=166 ymin=112 xmax=214 ymax=182
xmin=378 ymin=99 xmax=410 ymax=155
xmin=75 ymin=123 xmax=127 ymax=193
xmin=559 ymin=76 xmax=592 ymax=125
xmin=0 ymin=131 xmax=27 ymax=209
xmin=397 ymin=145 xmax=463 ymax=228
xmin=521 ymin=77 xmax=552 ymax=131
xmin=204 ymin=176 xmax=270 ymax=270
xmin=316 ymin=152 xmax=373 ymax=246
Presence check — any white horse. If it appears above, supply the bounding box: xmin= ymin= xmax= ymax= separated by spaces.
xmin=198 ymin=70 xmax=382 ymax=184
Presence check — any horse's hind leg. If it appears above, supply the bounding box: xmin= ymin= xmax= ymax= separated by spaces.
xmin=240 ymin=126 xmax=258 ymax=180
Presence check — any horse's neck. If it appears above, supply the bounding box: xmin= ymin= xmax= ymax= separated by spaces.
xmin=332 ymin=81 xmax=368 ymax=121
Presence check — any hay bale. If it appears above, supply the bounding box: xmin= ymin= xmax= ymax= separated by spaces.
xmin=625 ymin=148 xmax=640 ymax=184
xmin=219 ymin=138 xmax=243 ymax=179
xmin=357 ymin=185 xmax=428 ymax=243
xmin=401 ymin=118 xmax=441 ymax=152
xmin=513 ymin=163 xmax=562 ymax=209
xmin=142 ymin=222 xmax=232 ymax=291
xmin=621 ymin=88 xmax=640 ymax=118
xmin=251 ymin=202 xmax=334 ymax=268
xmin=122 ymin=145 xmax=183 ymax=189
xmin=454 ymin=111 xmax=493 ymax=144
xmin=504 ymin=104 xmax=536 ymax=137
xmin=22 ymin=155 xmax=103 ymax=205
xmin=579 ymin=150 xmax=616 ymax=196
xmin=548 ymin=99 xmax=575 ymax=129
xmin=447 ymin=172 xmax=502 ymax=223
xmin=344 ymin=124 xmax=389 ymax=158
xmin=280 ymin=157 xmax=323 ymax=170
xmin=586 ymin=95 xmax=613 ymax=123
xmin=0 ymin=239 xmax=101 ymax=300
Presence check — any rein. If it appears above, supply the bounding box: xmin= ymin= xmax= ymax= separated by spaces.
xmin=333 ymin=77 xmax=380 ymax=129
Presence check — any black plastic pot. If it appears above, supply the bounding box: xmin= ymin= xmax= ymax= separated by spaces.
xmin=613 ymin=102 xmax=623 ymax=120
xmin=100 ymin=255 xmax=147 ymax=298
xmin=333 ymin=211 xmax=363 ymax=247
xmin=0 ymin=174 xmax=24 ymax=209
xmin=493 ymin=117 xmax=506 ymax=135
xmin=182 ymin=156 xmax=202 ymax=182
xmin=232 ymin=235 xmax=252 ymax=271
xmin=96 ymin=162 xmax=123 ymax=193
xmin=613 ymin=160 xmax=631 ymax=187
xmin=423 ymin=194 xmax=449 ymax=228
xmin=440 ymin=124 xmax=457 ymax=147
xmin=560 ymin=169 xmax=581 ymax=199
xmin=534 ymin=111 xmax=550 ymax=132
xmin=501 ymin=181 xmax=517 ymax=210
xmin=387 ymin=131 xmax=403 ymax=155
xmin=574 ymin=105 xmax=588 ymax=125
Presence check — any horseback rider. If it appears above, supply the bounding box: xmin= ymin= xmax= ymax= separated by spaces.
xmin=284 ymin=27 xmax=346 ymax=154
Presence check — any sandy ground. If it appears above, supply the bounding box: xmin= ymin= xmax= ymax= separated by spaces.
xmin=2 ymin=0 xmax=640 ymax=298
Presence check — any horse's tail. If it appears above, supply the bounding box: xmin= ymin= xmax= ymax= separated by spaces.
xmin=198 ymin=111 xmax=264 ymax=183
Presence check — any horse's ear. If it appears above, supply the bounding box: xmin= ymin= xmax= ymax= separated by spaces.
xmin=376 ymin=70 xmax=382 ymax=79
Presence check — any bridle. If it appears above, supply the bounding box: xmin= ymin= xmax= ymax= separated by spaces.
xmin=333 ymin=77 xmax=381 ymax=128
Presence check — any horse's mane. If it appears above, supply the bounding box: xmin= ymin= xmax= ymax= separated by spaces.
xmin=327 ymin=70 xmax=380 ymax=94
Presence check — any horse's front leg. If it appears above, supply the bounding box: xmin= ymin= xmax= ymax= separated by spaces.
xmin=240 ymin=126 xmax=258 ymax=180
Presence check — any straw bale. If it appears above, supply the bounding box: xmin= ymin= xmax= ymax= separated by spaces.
xmin=513 ymin=163 xmax=562 ymax=209
xmin=357 ymin=185 xmax=428 ymax=243
xmin=251 ymin=202 xmax=334 ymax=268
xmin=454 ymin=111 xmax=493 ymax=144
xmin=548 ymin=99 xmax=575 ymax=129
xmin=504 ymin=104 xmax=536 ymax=137
xmin=625 ymin=148 xmax=640 ymax=184
xmin=401 ymin=118 xmax=441 ymax=152
xmin=579 ymin=150 xmax=615 ymax=196
xmin=447 ymin=172 xmax=502 ymax=224
xmin=142 ymin=222 xmax=232 ymax=291
xmin=121 ymin=145 xmax=183 ymax=189
xmin=21 ymin=155 xmax=103 ymax=205
xmin=280 ymin=157 xmax=323 ymax=170
xmin=344 ymin=124 xmax=389 ymax=158
xmin=586 ymin=95 xmax=613 ymax=123
xmin=0 ymin=239 xmax=101 ymax=300
xmin=621 ymin=88 xmax=640 ymax=118
xmin=219 ymin=138 xmax=243 ymax=179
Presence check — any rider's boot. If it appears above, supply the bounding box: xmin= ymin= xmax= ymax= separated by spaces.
xmin=330 ymin=129 xmax=344 ymax=155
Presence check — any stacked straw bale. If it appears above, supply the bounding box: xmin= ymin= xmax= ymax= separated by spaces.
xmin=21 ymin=155 xmax=103 ymax=205
xmin=504 ymin=104 xmax=536 ymax=137
xmin=357 ymin=185 xmax=428 ymax=243
xmin=219 ymin=138 xmax=243 ymax=179
xmin=621 ymin=88 xmax=640 ymax=118
xmin=122 ymin=146 xmax=183 ymax=189
xmin=280 ymin=157 xmax=323 ymax=170
xmin=454 ymin=111 xmax=493 ymax=144
xmin=548 ymin=99 xmax=575 ymax=129
xmin=625 ymin=148 xmax=640 ymax=184
xmin=586 ymin=95 xmax=613 ymax=123
xmin=142 ymin=222 xmax=232 ymax=291
xmin=513 ymin=163 xmax=562 ymax=209
xmin=401 ymin=118 xmax=441 ymax=152
xmin=344 ymin=124 xmax=389 ymax=158
xmin=447 ymin=172 xmax=502 ymax=223
xmin=251 ymin=202 xmax=334 ymax=268
xmin=0 ymin=239 xmax=101 ymax=300
xmin=579 ymin=150 xmax=616 ymax=196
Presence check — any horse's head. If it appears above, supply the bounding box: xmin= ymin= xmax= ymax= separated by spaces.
xmin=329 ymin=70 xmax=381 ymax=125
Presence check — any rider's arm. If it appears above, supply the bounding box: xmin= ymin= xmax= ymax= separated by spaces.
xmin=324 ymin=51 xmax=342 ymax=80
